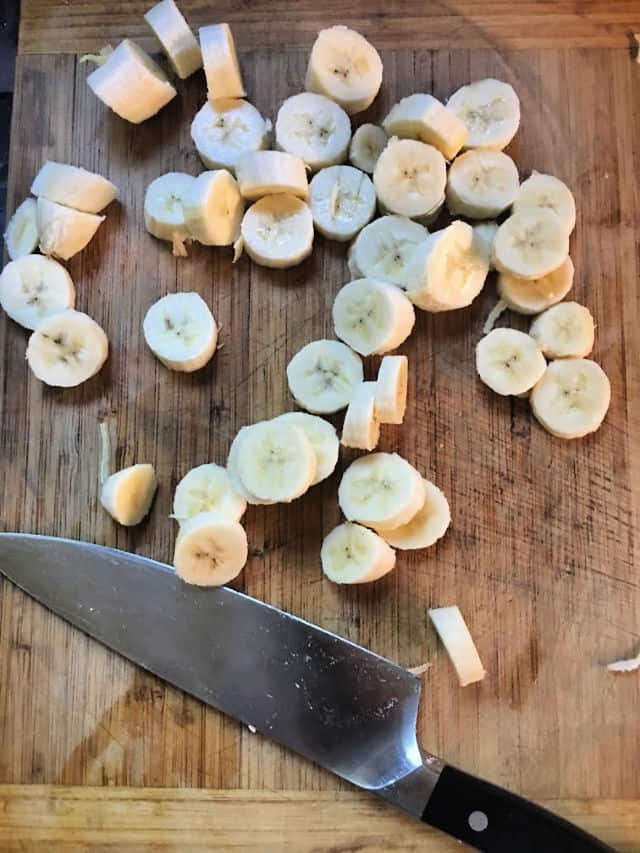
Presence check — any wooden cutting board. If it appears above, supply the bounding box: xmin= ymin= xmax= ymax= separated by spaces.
xmin=1 ymin=1 xmax=640 ymax=849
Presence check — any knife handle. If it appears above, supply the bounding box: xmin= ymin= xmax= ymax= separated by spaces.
xmin=421 ymin=765 xmax=613 ymax=852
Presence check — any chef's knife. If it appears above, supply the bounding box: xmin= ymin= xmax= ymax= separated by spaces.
xmin=0 ymin=534 xmax=611 ymax=852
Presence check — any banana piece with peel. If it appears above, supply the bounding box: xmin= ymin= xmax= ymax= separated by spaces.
xmin=191 ymin=99 xmax=272 ymax=173
xmin=512 ymin=171 xmax=576 ymax=234
xmin=273 ymin=412 xmax=340 ymax=485
xmin=200 ymin=23 xmax=245 ymax=100
xmin=309 ymin=165 xmax=376 ymax=241
xmin=144 ymin=172 xmax=195 ymax=256
xmin=182 ymin=170 xmax=243 ymax=246
xmin=492 ymin=209 xmax=569 ymax=280
xmin=101 ymin=465 xmax=158 ymax=527
xmin=333 ymin=278 xmax=415 ymax=356
xmin=31 ymin=161 xmax=117 ymax=213
xmin=275 ymin=92 xmax=352 ymax=171
xmin=341 ymin=381 xmax=380 ymax=451
xmin=383 ymin=93 xmax=468 ymax=161
xmin=144 ymin=0 xmax=202 ymax=80
xmin=236 ymin=151 xmax=309 ymax=201
xmin=476 ymin=328 xmax=546 ymax=396
xmin=321 ymin=522 xmax=396 ymax=584
xmin=26 ymin=309 xmax=109 ymax=387
xmin=0 ymin=255 xmax=75 ymax=330
xmin=143 ymin=292 xmax=218 ymax=372
xmin=4 ymin=198 xmax=39 ymax=260
xmin=286 ymin=339 xmax=364 ymax=414
xmin=240 ymin=193 xmax=313 ymax=268
xmin=529 ymin=301 xmax=594 ymax=358
xmin=349 ymin=124 xmax=387 ymax=174
xmin=348 ymin=215 xmax=428 ymax=289
xmin=375 ymin=355 xmax=408 ymax=424
xmin=174 ymin=511 xmax=248 ymax=587
xmin=530 ymin=358 xmax=610 ymax=439
xmin=373 ymin=137 xmax=447 ymax=221
xmin=377 ymin=479 xmax=450 ymax=551
xmin=37 ymin=198 xmax=105 ymax=261
xmin=447 ymin=78 xmax=520 ymax=151
xmin=497 ymin=257 xmax=574 ymax=315
xmin=446 ymin=150 xmax=519 ymax=219
xmin=173 ymin=463 xmax=246 ymax=524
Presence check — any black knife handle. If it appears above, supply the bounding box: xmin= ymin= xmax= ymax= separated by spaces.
xmin=421 ymin=765 xmax=613 ymax=852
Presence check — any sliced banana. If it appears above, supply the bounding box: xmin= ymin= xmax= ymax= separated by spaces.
xmin=183 ymin=170 xmax=243 ymax=246
xmin=0 ymin=255 xmax=75 ymax=330
xmin=406 ymin=220 xmax=489 ymax=312
xmin=339 ymin=452 xmax=424 ymax=530
xmin=530 ymin=358 xmax=611 ymax=439
xmin=101 ymin=464 xmax=158 ymax=526
xmin=305 ymin=25 xmax=383 ymax=116
xmin=309 ymin=165 xmax=376 ymax=241
xmin=321 ymin=522 xmax=395 ymax=584
xmin=492 ymin=209 xmax=569 ymax=280
xmin=378 ymin=478 xmax=450 ymax=550
xmin=236 ymin=420 xmax=316 ymax=503
xmin=476 ymin=328 xmax=546 ymax=396
xmin=497 ymin=256 xmax=574 ymax=315
xmin=191 ymin=99 xmax=271 ymax=173
xmin=226 ymin=426 xmax=274 ymax=505
xmin=446 ymin=150 xmax=519 ymax=219
xmin=447 ymin=78 xmax=520 ymax=151
xmin=31 ymin=160 xmax=117 ymax=213
xmin=87 ymin=39 xmax=177 ymax=124
xmin=143 ymin=292 xmax=217 ymax=372
xmin=144 ymin=0 xmax=202 ymax=80
xmin=199 ymin=23 xmax=245 ymax=100
xmin=236 ymin=151 xmax=309 ymax=201
xmin=529 ymin=302 xmax=594 ymax=358
xmin=472 ymin=221 xmax=498 ymax=268
xmin=375 ymin=354 xmax=408 ymax=424
xmin=173 ymin=463 xmax=246 ymax=524
xmin=349 ymin=124 xmax=387 ymax=173
xmin=341 ymin=381 xmax=380 ymax=451
xmin=512 ymin=171 xmax=576 ymax=234
xmin=37 ymin=198 xmax=104 ymax=261
xmin=333 ymin=277 xmax=415 ymax=356
xmin=4 ymin=198 xmax=39 ymax=260
xmin=144 ymin=172 xmax=195 ymax=257
xmin=348 ymin=215 xmax=428 ymax=289
xmin=240 ymin=193 xmax=313 ymax=268
xmin=275 ymin=92 xmax=351 ymax=171
xmin=274 ymin=412 xmax=339 ymax=484
xmin=286 ymin=338 xmax=364 ymax=414
xmin=174 ymin=511 xmax=248 ymax=587
xmin=373 ymin=137 xmax=447 ymax=220
xmin=383 ymin=93 xmax=468 ymax=161
xmin=26 ymin=309 xmax=109 ymax=387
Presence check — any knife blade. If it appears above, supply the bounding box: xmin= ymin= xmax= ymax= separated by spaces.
xmin=0 ymin=533 xmax=611 ymax=852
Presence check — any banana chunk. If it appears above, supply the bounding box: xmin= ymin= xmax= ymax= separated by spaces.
xmin=144 ymin=0 xmax=202 ymax=80
xmin=447 ymin=78 xmax=520 ymax=151
xmin=144 ymin=172 xmax=195 ymax=256
xmin=309 ymin=165 xmax=376 ymax=241
xmin=373 ymin=137 xmax=447 ymax=220
xmin=333 ymin=278 xmax=415 ymax=356
xmin=446 ymin=150 xmax=519 ymax=219
xmin=383 ymin=93 xmax=468 ymax=161
xmin=530 ymin=358 xmax=611 ymax=439
xmin=26 ymin=309 xmax=109 ymax=387
xmin=429 ymin=606 xmax=486 ymax=687
xmin=341 ymin=381 xmax=380 ymax=451
xmin=200 ymin=23 xmax=245 ymax=100
xmin=236 ymin=151 xmax=309 ymax=201
xmin=374 ymin=354 xmax=408 ymax=424
xmin=492 ymin=209 xmax=569 ymax=281
xmin=378 ymin=479 xmax=450 ymax=550
xmin=87 ymin=39 xmax=177 ymax=124
xmin=321 ymin=522 xmax=395 ymax=584
xmin=348 ymin=215 xmax=428 ymax=289
xmin=406 ymin=220 xmax=489 ymax=312
xmin=240 ymin=193 xmax=313 ymax=268
xmin=274 ymin=412 xmax=339 ymax=484
xmin=349 ymin=124 xmax=387 ymax=174
xmin=529 ymin=302 xmax=595 ymax=359
xmin=143 ymin=292 xmax=217 ymax=372
xmin=31 ymin=160 xmax=117 ymax=213
xmin=226 ymin=426 xmax=275 ymax=506
xmin=183 ymin=170 xmax=243 ymax=246
xmin=37 ymin=198 xmax=105 ymax=261
xmin=275 ymin=92 xmax=351 ymax=171
xmin=497 ymin=257 xmax=574 ymax=315
xmin=174 ymin=511 xmax=248 ymax=587
xmin=339 ymin=452 xmax=424 ymax=530
xmin=191 ymin=99 xmax=271 ymax=173
xmin=472 ymin=221 xmax=499 ymax=268
xmin=305 ymin=25 xmax=383 ymax=116
xmin=512 ymin=171 xmax=576 ymax=234
xmin=0 ymin=255 xmax=75 ymax=330
xmin=4 ymin=198 xmax=39 ymax=260
xmin=476 ymin=328 xmax=546 ymax=396
xmin=287 ymin=339 xmax=364 ymax=414
xmin=173 ymin=463 xmax=246 ymax=524
xmin=101 ymin=464 xmax=158 ymax=526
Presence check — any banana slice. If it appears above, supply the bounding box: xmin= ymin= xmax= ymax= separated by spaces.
xmin=406 ymin=220 xmax=489 ymax=312
xmin=144 ymin=0 xmax=202 ymax=80
xmin=191 ymin=99 xmax=271 ymax=173
xmin=274 ymin=412 xmax=339 ymax=484
xmin=472 ymin=221 xmax=498 ymax=268
xmin=382 ymin=93 xmax=468 ymax=161
xmin=144 ymin=172 xmax=195 ymax=257
xmin=348 ymin=215 xmax=428 ymax=289
xmin=341 ymin=381 xmax=380 ymax=451
xmin=101 ymin=464 xmax=158 ymax=526
xmin=529 ymin=301 xmax=594 ymax=358
xmin=174 ymin=511 xmax=248 ymax=587
xmin=446 ymin=150 xmax=519 ymax=219
xmin=497 ymin=256 xmax=574 ymax=315
xmin=287 ymin=338 xmax=364 ymax=414
xmin=332 ymin=277 xmax=415 ymax=356
xmin=475 ymin=328 xmax=546 ymax=396
xmin=235 ymin=420 xmax=316 ymax=503
xmin=447 ymin=78 xmax=520 ymax=151
xmin=309 ymin=165 xmax=376 ymax=241
xmin=226 ymin=426 xmax=275 ymax=505
xmin=349 ymin=124 xmax=387 ymax=173
xmin=183 ymin=170 xmax=243 ymax=246
xmin=378 ymin=478 xmax=450 ymax=550
xmin=530 ymin=358 xmax=611 ymax=439
xmin=143 ymin=292 xmax=217 ymax=372
xmin=87 ymin=39 xmax=177 ymax=124
xmin=31 ymin=160 xmax=117 ymax=213
xmin=26 ymin=309 xmax=109 ymax=387
xmin=305 ymin=25 xmax=383 ymax=116
xmin=240 ymin=193 xmax=313 ymax=268
xmin=37 ymin=198 xmax=104 ymax=261
xmin=236 ymin=151 xmax=309 ymax=201
xmin=375 ymin=354 xmax=408 ymax=424
xmin=4 ymin=198 xmax=39 ymax=260
xmin=275 ymin=92 xmax=351 ymax=171
xmin=200 ymin=23 xmax=245 ymax=100
xmin=429 ymin=606 xmax=486 ymax=686
xmin=373 ymin=137 xmax=447 ymax=220
xmin=492 ymin=209 xmax=569 ymax=280
xmin=512 ymin=171 xmax=576 ymax=234
xmin=321 ymin=522 xmax=395 ymax=584
xmin=0 ymin=255 xmax=75 ymax=330
xmin=339 ymin=452 xmax=424 ymax=530
xmin=173 ymin=463 xmax=246 ymax=524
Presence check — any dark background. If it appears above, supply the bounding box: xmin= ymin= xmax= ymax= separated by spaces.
xmin=0 ymin=0 xmax=19 ymax=240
